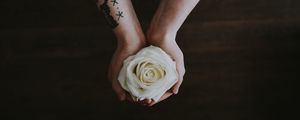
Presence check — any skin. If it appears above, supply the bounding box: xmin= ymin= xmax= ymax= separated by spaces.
xmin=97 ymin=0 xmax=145 ymax=102
xmin=97 ymin=0 xmax=199 ymax=106
xmin=146 ymin=0 xmax=199 ymax=106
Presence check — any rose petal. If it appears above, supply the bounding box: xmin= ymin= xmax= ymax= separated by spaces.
xmin=118 ymin=46 xmax=177 ymax=102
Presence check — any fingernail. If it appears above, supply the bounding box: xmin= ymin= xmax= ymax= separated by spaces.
xmin=173 ymin=90 xmax=178 ymax=94
xmin=172 ymin=89 xmax=178 ymax=94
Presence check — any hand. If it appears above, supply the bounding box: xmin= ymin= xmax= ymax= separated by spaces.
xmin=108 ymin=39 xmax=145 ymax=102
xmin=144 ymin=35 xmax=186 ymax=106
xmin=99 ymin=0 xmax=147 ymax=102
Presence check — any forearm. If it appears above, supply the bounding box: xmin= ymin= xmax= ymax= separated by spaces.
xmin=97 ymin=0 xmax=144 ymax=44
xmin=148 ymin=0 xmax=199 ymax=41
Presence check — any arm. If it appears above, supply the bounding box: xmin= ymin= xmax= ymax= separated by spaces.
xmin=147 ymin=0 xmax=200 ymax=106
xmin=97 ymin=0 xmax=145 ymax=101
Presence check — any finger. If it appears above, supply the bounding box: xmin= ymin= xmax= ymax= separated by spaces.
xmin=172 ymin=57 xmax=185 ymax=94
xmin=146 ymin=99 xmax=152 ymax=104
xmin=172 ymin=67 xmax=185 ymax=94
xmin=138 ymin=100 xmax=146 ymax=106
xmin=125 ymin=93 xmax=134 ymax=103
xmin=163 ymin=45 xmax=185 ymax=94
xmin=148 ymin=92 xmax=173 ymax=107
xmin=138 ymin=99 xmax=152 ymax=106
xmin=108 ymin=49 xmax=126 ymax=81
xmin=172 ymin=78 xmax=183 ymax=94
xmin=140 ymin=99 xmax=151 ymax=104
xmin=112 ymin=81 xmax=126 ymax=101
xmin=109 ymin=50 xmax=128 ymax=101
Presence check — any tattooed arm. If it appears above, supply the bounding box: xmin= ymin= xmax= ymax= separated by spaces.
xmin=97 ymin=0 xmax=145 ymax=101
xmin=146 ymin=0 xmax=200 ymax=106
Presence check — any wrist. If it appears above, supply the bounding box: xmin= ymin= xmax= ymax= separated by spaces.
xmin=146 ymin=29 xmax=176 ymax=46
xmin=116 ymin=32 xmax=146 ymax=53
xmin=114 ymin=26 xmax=145 ymax=46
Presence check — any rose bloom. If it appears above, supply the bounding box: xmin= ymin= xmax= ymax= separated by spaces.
xmin=118 ymin=46 xmax=178 ymax=102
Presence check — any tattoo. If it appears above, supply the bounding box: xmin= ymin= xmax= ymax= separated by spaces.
xmin=111 ymin=0 xmax=118 ymax=6
xmin=100 ymin=0 xmax=118 ymax=28
xmin=116 ymin=11 xmax=124 ymax=20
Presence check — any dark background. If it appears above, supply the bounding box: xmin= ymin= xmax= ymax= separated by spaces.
xmin=1 ymin=0 xmax=299 ymax=120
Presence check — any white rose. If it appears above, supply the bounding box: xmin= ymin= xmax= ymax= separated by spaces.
xmin=118 ymin=46 xmax=178 ymax=102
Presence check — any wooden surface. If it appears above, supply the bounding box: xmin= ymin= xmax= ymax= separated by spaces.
xmin=1 ymin=0 xmax=299 ymax=120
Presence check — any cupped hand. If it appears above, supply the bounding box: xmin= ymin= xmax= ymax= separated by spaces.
xmin=143 ymin=38 xmax=186 ymax=106
xmin=108 ymin=39 xmax=145 ymax=102
xmin=108 ymin=36 xmax=185 ymax=107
